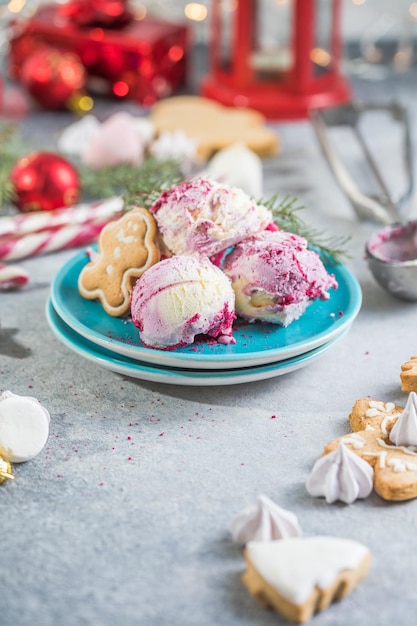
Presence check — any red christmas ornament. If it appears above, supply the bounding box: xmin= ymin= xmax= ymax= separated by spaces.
xmin=20 ymin=46 xmax=86 ymax=110
xmin=10 ymin=152 xmax=80 ymax=213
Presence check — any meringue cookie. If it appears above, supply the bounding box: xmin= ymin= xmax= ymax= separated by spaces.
xmin=306 ymin=443 xmax=374 ymax=504
xmin=58 ymin=114 xmax=101 ymax=157
xmin=230 ymin=494 xmax=302 ymax=544
xmin=82 ymin=112 xmax=146 ymax=169
xmin=0 ymin=391 xmax=50 ymax=462
xmin=149 ymin=129 xmax=199 ymax=174
xmin=133 ymin=117 xmax=156 ymax=146
xmin=201 ymin=142 xmax=263 ymax=199
xmin=389 ymin=391 xmax=417 ymax=450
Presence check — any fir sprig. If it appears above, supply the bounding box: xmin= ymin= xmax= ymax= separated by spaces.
xmin=76 ymin=157 xmax=183 ymax=208
xmin=263 ymin=193 xmax=351 ymax=265
xmin=0 ymin=124 xmax=25 ymax=208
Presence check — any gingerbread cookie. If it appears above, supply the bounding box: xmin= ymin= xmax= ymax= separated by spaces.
xmin=400 ymin=355 xmax=417 ymax=392
xmin=315 ymin=396 xmax=417 ymax=501
xmin=78 ymin=207 xmax=160 ymax=316
xmin=242 ymin=537 xmax=371 ymax=624
xmin=150 ymin=96 xmax=278 ymax=160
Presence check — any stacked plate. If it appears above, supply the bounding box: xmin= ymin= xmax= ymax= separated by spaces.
xmin=47 ymin=249 xmax=362 ymax=386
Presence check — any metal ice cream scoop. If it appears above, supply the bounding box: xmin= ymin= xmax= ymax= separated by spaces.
xmin=365 ymin=220 xmax=417 ymax=301
xmin=312 ymin=101 xmax=417 ymax=300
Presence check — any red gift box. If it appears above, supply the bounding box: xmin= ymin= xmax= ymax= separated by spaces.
xmin=8 ymin=3 xmax=190 ymax=105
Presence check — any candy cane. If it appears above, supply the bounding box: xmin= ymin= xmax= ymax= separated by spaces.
xmin=0 ymin=196 xmax=124 ymax=239
xmin=0 ymin=221 xmax=109 ymax=261
xmin=0 ymin=262 xmax=29 ymax=289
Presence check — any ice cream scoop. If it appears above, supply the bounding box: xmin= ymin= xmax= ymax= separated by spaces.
xmin=149 ymin=177 xmax=272 ymax=258
xmin=130 ymin=255 xmax=236 ymax=349
xmin=223 ymin=230 xmax=338 ymax=326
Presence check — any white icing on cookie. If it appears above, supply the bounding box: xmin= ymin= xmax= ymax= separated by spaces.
xmin=230 ymin=494 xmax=302 ymax=544
xmin=342 ymin=433 xmax=366 ymax=449
xmin=366 ymin=400 xmax=395 ymax=418
xmin=306 ymin=443 xmax=374 ymax=504
xmin=377 ymin=437 xmax=417 ymax=457
xmin=246 ymin=537 xmax=370 ymax=605
xmin=116 ymin=228 xmax=136 ymax=244
xmin=389 ymin=392 xmax=417 ymax=450
xmin=362 ymin=450 xmax=387 ymax=468
xmin=387 ymin=458 xmax=417 ymax=473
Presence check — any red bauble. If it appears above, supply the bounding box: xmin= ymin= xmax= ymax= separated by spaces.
xmin=20 ymin=46 xmax=86 ymax=110
xmin=10 ymin=152 xmax=80 ymax=213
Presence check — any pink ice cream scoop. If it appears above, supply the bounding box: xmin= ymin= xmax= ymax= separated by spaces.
xmin=149 ymin=177 xmax=272 ymax=258
xmin=130 ymin=255 xmax=236 ymax=349
xmin=223 ymin=230 xmax=338 ymax=326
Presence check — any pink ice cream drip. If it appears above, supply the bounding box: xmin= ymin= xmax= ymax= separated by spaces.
xmin=150 ymin=178 xmax=272 ymax=258
xmin=130 ymin=255 xmax=236 ymax=350
xmin=223 ymin=230 xmax=338 ymax=325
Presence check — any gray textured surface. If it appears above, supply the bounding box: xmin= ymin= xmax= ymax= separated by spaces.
xmin=2 ymin=68 xmax=417 ymax=625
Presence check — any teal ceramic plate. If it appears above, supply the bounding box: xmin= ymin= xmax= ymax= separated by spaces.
xmin=47 ymin=299 xmax=350 ymax=386
xmin=50 ymin=248 xmax=361 ymax=370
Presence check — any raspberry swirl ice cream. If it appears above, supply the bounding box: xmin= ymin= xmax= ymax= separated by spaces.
xmin=149 ymin=178 xmax=272 ymax=258
xmin=131 ymin=255 xmax=236 ymax=349
xmin=223 ymin=230 xmax=338 ymax=326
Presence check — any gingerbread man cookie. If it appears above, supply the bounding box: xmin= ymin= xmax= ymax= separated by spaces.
xmin=321 ymin=396 xmax=417 ymax=501
xmin=150 ymin=96 xmax=278 ymax=160
xmin=400 ymin=355 xmax=417 ymax=392
xmin=78 ymin=207 xmax=160 ymax=316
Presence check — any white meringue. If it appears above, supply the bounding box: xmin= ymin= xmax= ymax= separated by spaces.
xmin=230 ymin=494 xmax=302 ymax=544
xmin=201 ymin=142 xmax=263 ymax=199
xmin=0 ymin=391 xmax=50 ymax=463
xmin=58 ymin=114 xmax=101 ymax=157
xmin=306 ymin=443 xmax=374 ymax=504
xmin=149 ymin=129 xmax=200 ymax=174
xmin=389 ymin=392 xmax=417 ymax=450
xmin=82 ymin=112 xmax=146 ymax=169
xmin=133 ymin=117 xmax=156 ymax=146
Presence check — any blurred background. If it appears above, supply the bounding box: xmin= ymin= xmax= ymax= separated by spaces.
xmin=1 ymin=0 xmax=417 ymax=81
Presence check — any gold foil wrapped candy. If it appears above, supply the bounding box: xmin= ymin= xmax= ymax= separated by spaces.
xmin=0 ymin=455 xmax=13 ymax=483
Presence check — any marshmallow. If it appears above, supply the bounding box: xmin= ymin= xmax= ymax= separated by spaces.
xmin=0 ymin=391 xmax=50 ymax=462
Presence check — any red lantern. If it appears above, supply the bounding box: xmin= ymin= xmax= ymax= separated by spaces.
xmin=201 ymin=0 xmax=351 ymax=120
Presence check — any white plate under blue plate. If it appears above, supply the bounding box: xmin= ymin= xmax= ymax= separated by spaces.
xmin=46 ymin=299 xmax=350 ymax=386
xmin=50 ymin=248 xmax=362 ymax=370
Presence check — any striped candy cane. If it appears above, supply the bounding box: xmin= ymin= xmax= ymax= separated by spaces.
xmin=0 ymin=196 xmax=124 ymax=239
xmin=0 ymin=262 xmax=29 ymax=289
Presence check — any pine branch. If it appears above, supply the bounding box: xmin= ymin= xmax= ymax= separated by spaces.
xmin=263 ymin=193 xmax=351 ymax=265
xmin=0 ymin=124 xmax=26 ymax=210
xmin=76 ymin=157 xmax=183 ymax=208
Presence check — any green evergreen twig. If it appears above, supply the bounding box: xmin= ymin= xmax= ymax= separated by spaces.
xmin=263 ymin=193 xmax=351 ymax=265
xmin=0 ymin=124 xmax=26 ymax=208
xmin=76 ymin=157 xmax=183 ymax=208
